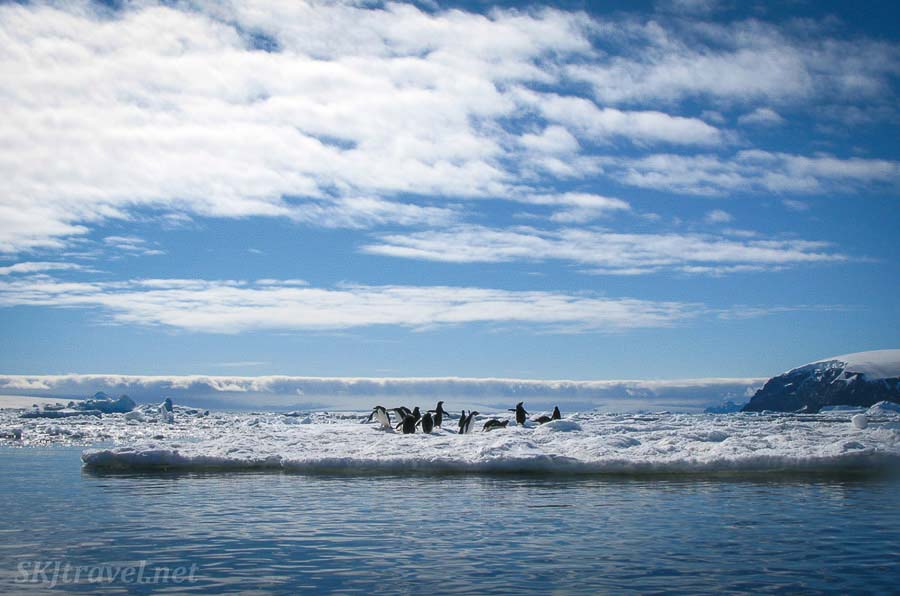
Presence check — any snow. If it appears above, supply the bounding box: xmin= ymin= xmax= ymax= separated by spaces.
xmin=852 ymin=414 xmax=868 ymax=429
xmin=812 ymin=349 xmax=900 ymax=380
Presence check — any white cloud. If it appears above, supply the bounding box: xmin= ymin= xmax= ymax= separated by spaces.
xmin=0 ymin=275 xmax=704 ymax=333
xmin=528 ymin=92 xmax=724 ymax=146
xmin=704 ymin=209 xmax=733 ymax=224
xmin=518 ymin=125 xmax=581 ymax=155
xmin=362 ymin=225 xmax=846 ymax=274
xmin=2 ymin=1 xmax=895 ymax=256
xmin=0 ymin=372 xmax=766 ymax=412
xmin=603 ymin=151 xmax=900 ymax=195
xmin=737 ymin=107 xmax=785 ymax=127
xmin=782 ymin=199 xmax=810 ymax=212
xmin=103 ymin=235 xmax=165 ymax=256
xmin=0 ymin=1 xmax=595 ymax=252
xmin=570 ymin=18 xmax=900 ymax=107
xmin=516 ymin=192 xmax=631 ymax=223
xmin=0 ymin=261 xmax=83 ymax=276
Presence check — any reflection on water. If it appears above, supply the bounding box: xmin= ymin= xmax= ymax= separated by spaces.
xmin=2 ymin=447 xmax=899 ymax=594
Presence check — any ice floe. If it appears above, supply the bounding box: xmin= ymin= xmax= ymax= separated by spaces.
xmin=2 ymin=401 xmax=899 ymax=475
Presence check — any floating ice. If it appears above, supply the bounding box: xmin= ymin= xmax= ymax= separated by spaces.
xmin=68 ymin=410 xmax=900 ymax=475
xmin=3 ymin=402 xmax=899 ymax=474
xmin=852 ymin=414 xmax=869 ymax=429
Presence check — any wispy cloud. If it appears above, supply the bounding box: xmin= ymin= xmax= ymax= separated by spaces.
xmin=103 ymin=235 xmax=165 ymax=256
xmin=602 ymin=151 xmax=900 ymax=195
xmin=0 ymin=261 xmax=83 ymax=276
xmin=570 ymin=17 xmax=900 ymax=107
xmin=362 ymin=225 xmax=847 ymax=274
xmin=0 ymin=276 xmax=704 ymax=333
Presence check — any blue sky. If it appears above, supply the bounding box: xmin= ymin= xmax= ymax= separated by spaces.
xmin=0 ymin=0 xmax=897 ymax=383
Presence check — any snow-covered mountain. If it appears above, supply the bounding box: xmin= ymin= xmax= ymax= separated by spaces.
xmin=742 ymin=350 xmax=900 ymax=413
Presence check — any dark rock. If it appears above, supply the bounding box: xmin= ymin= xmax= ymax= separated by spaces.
xmin=742 ymin=357 xmax=900 ymax=413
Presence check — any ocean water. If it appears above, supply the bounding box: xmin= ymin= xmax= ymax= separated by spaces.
xmin=2 ymin=446 xmax=899 ymax=594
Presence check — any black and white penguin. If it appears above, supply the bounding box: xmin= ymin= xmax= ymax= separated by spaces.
xmin=462 ymin=411 xmax=480 ymax=434
xmin=391 ymin=406 xmax=412 ymax=419
xmin=534 ymin=406 xmax=562 ymax=424
xmin=508 ymin=402 xmax=528 ymax=426
xmin=399 ymin=414 xmax=417 ymax=434
xmin=364 ymin=405 xmax=392 ymax=429
xmin=159 ymin=398 xmax=175 ymax=423
xmin=418 ymin=411 xmax=435 ymax=434
xmin=428 ymin=401 xmax=449 ymax=428
xmin=457 ymin=410 xmax=468 ymax=434
xmin=482 ymin=418 xmax=509 ymax=432
xmin=396 ymin=406 xmax=422 ymax=431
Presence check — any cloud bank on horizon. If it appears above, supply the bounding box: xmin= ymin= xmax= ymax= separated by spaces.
xmin=0 ymin=0 xmax=897 ymax=379
xmin=0 ymin=373 xmax=764 ymax=412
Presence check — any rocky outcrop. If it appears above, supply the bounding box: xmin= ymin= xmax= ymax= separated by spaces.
xmin=742 ymin=350 xmax=900 ymax=413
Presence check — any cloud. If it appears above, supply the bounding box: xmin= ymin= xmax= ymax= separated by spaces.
xmin=0 ymin=1 xmax=595 ymax=252
xmin=704 ymin=209 xmax=733 ymax=224
xmin=603 ymin=151 xmax=900 ymax=195
xmin=103 ymin=235 xmax=165 ymax=256
xmin=782 ymin=199 xmax=810 ymax=212
xmin=0 ymin=275 xmax=704 ymax=333
xmin=2 ymin=2 xmax=896 ymax=255
xmin=737 ymin=107 xmax=785 ymax=127
xmin=362 ymin=224 xmax=847 ymax=274
xmin=0 ymin=261 xmax=83 ymax=276
xmin=570 ymin=17 xmax=900 ymax=107
xmin=0 ymin=372 xmax=766 ymax=412
xmin=515 ymin=193 xmax=631 ymax=223
xmin=527 ymin=92 xmax=724 ymax=146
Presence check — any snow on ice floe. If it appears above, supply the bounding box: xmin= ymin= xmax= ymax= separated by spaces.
xmin=2 ymin=403 xmax=899 ymax=475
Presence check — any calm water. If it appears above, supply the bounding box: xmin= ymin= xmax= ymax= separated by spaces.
xmin=2 ymin=447 xmax=899 ymax=594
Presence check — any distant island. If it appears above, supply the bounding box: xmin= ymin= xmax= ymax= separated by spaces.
xmin=742 ymin=349 xmax=900 ymax=413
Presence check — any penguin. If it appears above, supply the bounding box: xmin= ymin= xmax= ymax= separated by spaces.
xmin=457 ymin=410 xmax=468 ymax=434
xmin=394 ymin=406 xmax=422 ymax=431
xmin=417 ymin=411 xmax=435 ymax=434
xmin=159 ymin=398 xmax=175 ymax=423
xmin=363 ymin=405 xmax=392 ymax=429
xmin=482 ymin=418 xmax=509 ymax=432
xmin=535 ymin=405 xmax=562 ymax=424
xmin=508 ymin=402 xmax=528 ymax=426
xmin=391 ymin=406 xmax=412 ymax=419
xmin=428 ymin=401 xmax=450 ymax=428
xmin=399 ymin=414 xmax=417 ymax=434
xmin=462 ymin=411 xmax=480 ymax=434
